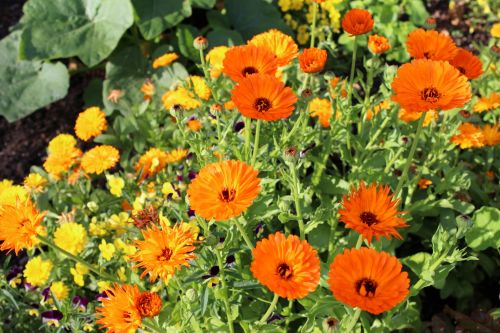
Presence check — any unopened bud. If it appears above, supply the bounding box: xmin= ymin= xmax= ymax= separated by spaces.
xmin=193 ymin=36 xmax=208 ymax=50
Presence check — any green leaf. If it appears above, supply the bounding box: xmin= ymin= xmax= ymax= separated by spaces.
xmin=207 ymin=28 xmax=243 ymax=47
xmin=225 ymin=0 xmax=293 ymax=41
xmin=191 ymin=0 xmax=216 ymax=9
xmin=465 ymin=206 xmax=500 ymax=251
xmin=405 ymin=0 xmax=428 ymax=25
xmin=20 ymin=0 xmax=134 ymax=67
xmin=176 ymin=24 xmax=200 ymax=61
xmin=132 ymin=0 xmax=192 ymax=40
xmin=0 ymin=32 xmax=69 ymax=122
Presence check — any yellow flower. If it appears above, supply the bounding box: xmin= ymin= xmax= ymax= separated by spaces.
xmin=152 ymin=52 xmax=179 ymax=69
xmin=81 ymin=145 xmax=120 ymax=175
xmin=278 ymin=0 xmax=304 ymax=12
xmin=297 ymin=25 xmax=310 ymax=45
xmin=206 ymin=46 xmax=229 ymax=78
xmin=75 ymin=107 xmax=108 ymax=141
xmin=97 ymin=281 xmax=111 ymax=292
xmin=0 ymin=179 xmax=13 ymax=193
xmin=117 ymin=267 xmax=127 ymax=282
xmin=70 ymin=262 xmax=89 ymax=287
xmin=492 ymin=23 xmax=500 ymax=38
xmin=28 ymin=309 xmax=39 ymax=317
xmin=89 ymin=218 xmax=107 ymax=237
xmin=189 ymin=76 xmax=211 ymax=100
xmin=166 ymin=148 xmax=189 ymax=163
xmin=99 ymin=239 xmax=116 ymax=261
xmin=54 ymin=222 xmax=88 ymax=256
xmin=83 ymin=323 xmax=93 ymax=332
xmin=114 ymin=238 xmax=137 ymax=258
xmin=24 ymin=257 xmax=53 ymax=287
xmin=47 ymin=134 xmax=78 ymax=156
xmin=162 ymin=86 xmax=201 ymax=110
xmin=24 ymin=173 xmax=47 ymax=193
xmin=50 ymin=281 xmax=69 ymax=300
xmin=161 ymin=182 xmax=179 ymax=200
xmin=106 ymin=212 xmax=130 ymax=235
xmin=106 ymin=174 xmax=125 ymax=197
xmin=0 ymin=184 xmax=28 ymax=206
xmin=417 ymin=178 xmax=433 ymax=189
xmin=473 ymin=93 xmax=500 ymax=113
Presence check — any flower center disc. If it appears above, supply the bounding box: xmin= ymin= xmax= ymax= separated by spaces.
xmin=219 ymin=187 xmax=236 ymax=202
xmin=254 ymin=98 xmax=272 ymax=112
xmin=421 ymin=87 xmax=441 ymax=103
xmin=158 ymin=248 xmax=173 ymax=261
xmin=360 ymin=212 xmax=379 ymax=226
xmin=242 ymin=66 xmax=258 ymax=76
xmin=277 ymin=263 xmax=293 ymax=280
xmin=355 ymin=278 xmax=378 ymax=297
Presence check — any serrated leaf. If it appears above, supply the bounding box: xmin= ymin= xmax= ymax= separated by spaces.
xmin=465 ymin=206 xmax=500 ymax=251
xmin=20 ymin=0 xmax=134 ymax=67
xmin=0 ymin=32 xmax=69 ymax=122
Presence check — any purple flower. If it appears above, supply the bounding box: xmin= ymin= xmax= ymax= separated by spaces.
xmin=187 ymin=208 xmax=195 ymax=218
xmin=41 ymin=310 xmax=63 ymax=326
xmin=234 ymin=121 xmax=245 ymax=132
xmin=96 ymin=291 xmax=109 ymax=301
xmin=177 ymin=174 xmax=184 ymax=182
xmin=72 ymin=296 xmax=89 ymax=311
xmin=41 ymin=287 xmax=51 ymax=302
xmin=6 ymin=265 xmax=22 ymax=282
xmin=188 ymin=170 xmax=197 ymax=180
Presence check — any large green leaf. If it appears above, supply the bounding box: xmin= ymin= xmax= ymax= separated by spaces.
xmin=191 ymin=0 xmax=216 ymax=9
xmin=207 ymin=28 xmax=243 ymax=47
xmin=20 ymin=0 xmax=134 ymax=67
xmin=0 ymin=32 xmax=69 ymax=122
xmin=132 ymin=0 xmax=192 ymax=40
xmin=176 ymin=24 xmax=200 ymax=62
xmin=465 ymin=207 xmax=500 ymax=251
xmin=225 ymin=0 xmax=293 ymax=41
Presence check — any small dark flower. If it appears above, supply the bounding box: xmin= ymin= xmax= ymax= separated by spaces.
xmin=6 ymin=265 xmax=22 ymax=282
xmin=41 ymin=310 xmax=63 ymax=326
xmin=226 ymin=255 xmax=236 ymax=267
xmin=400 ymin=136 xmax=409 ymax=145
xmin=188 ymin=170 xmax=197 ymax=180
xmin=96 ymin=291 xmax=109 ymax=301
xmin=255 ymin=223 xmax=264 ymax=236
xmin=322 ymin=316 xmax=339 ymax=332
xmin=41 ymin=287 xmax=51 ymax=302
xmin=72 ymin=296 xmax=89 ymax=311
xmin=210 ymin=266 xmax=220 ymax=276
xmin=187 ymin=208 xmax=196 ymax=218
xmin=177 ymin=174 xmax=184 ymax=182
xmin=301 ymin=88 xmax=313 ymax=98
xmin=234 ymin=121 xmax=245 ymax=132
xmin=393 ymin=169 xmax=402 ymax=177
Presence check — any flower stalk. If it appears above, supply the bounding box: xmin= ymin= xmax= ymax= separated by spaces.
xmin=259 ymin=293 xmax=280 ymax=324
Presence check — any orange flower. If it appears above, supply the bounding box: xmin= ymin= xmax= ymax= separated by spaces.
xmin=482 ymin=124 xmax=500 ymax=146
xmin=330 ymin=77 xmax=348 ymax=98
xmin=81 ymin=145 xmax=119 ymax=174
xmin=368 ymin=34 xmax=391 ymax=54
xmin=0 ymin=198 xmax=45 ymax=254
xmin=224 ymin=100 xmax=236 ymax=111
xmin=231 ymin=74 xmax=297 ymax=121
xmin=309 ymin=98 xmax=336 ymax=128
xmin=251 ymin=232 xmax=320 ymax=300
xmin=473 ymin=93 xmax=500 ymax=113
xmin=417 ymin=178 xmax=432 ymax=189
xmin=187 ymin=119 xmax=202 ymax=131
xmin=43 ymin=134 xmax=82 ymax=179
xmin=299 ymin=48 xmax=328 ymax=73
xmin=135 ymin=148 xmax=169 ymax=181
xmin=222 ymin=45 xmax=278 ymax=82
xmin=140 ymin=80 xmax=155 ymax=100
xmin=391 ymin=59 xmax=471 ymax=113
xmin=342 ymin=9 xmax=374 ymax=36
xmin=166 ymin=148 xmax=188 ymax=163
xmin=449 ymin=48 xmax=483 ymax=80
xmin=136 ymin=291 xmax=162 ymax=318
xmin=75 ymin=107 xmax=107 ymax=141
xmin=187 ymin=160 xmax=260 ymax=221
xmin=130 ymin=223 xmax=196 ymax=282
xmin=398 ymin=108 xmax=438 ymax=127
xmin=328 ymin=248 xmax=410 ymax=315
xmin=152 ymin=52 xmax=178 ymax=69
xmin=406 ymin=29 xmax=458 ymax=61
xmin=96 ymin=284 xmax=142 ymax=333
xmin=338 ymin=182 xmax=408 ymax=243
xmin=248 ymin=29 xmax=298 ymax=67
xmin=450 ymin=123 xmax=484 ymax=149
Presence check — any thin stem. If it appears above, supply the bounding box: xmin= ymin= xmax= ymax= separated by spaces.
xmin=215 ymin=249 xmax=235 ymax=333
xmin=285 ymin=300 xmax=294 ymax=331
xmin=37 ymin=235 xmax=119 ymax=283
xmin=244 ymin=117 xmax=252 ymax=162
xmin=394 ymin=113 xmax=426 ymax=198
xmin=355 ymin=234 xmax=363 ymax=249
xmin=310 ymin=3 xmax=318 ymax=48
xmin=233 ymin=218 xmax=254 ymax=251
xmin=259 ymin=293 xmax=280 ymax=324
xmin=289 ymin=163 xmax=305 ymax=240
xmin=251 ymin=120 xmax=262 ymax=166
xmin=199 ymin=48 xmax=210 ymax=81
xmin=344 ymin=308 xmax=362 ymax=332
xmin=327 ymin=218 xmax=338 ymax=263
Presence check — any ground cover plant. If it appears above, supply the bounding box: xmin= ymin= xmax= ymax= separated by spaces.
xmin=0 ymin=0 xmax=499 ymax=332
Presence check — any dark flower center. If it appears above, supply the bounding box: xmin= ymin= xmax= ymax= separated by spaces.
xmin=157 ymin=248 xmax=173 ymax=261
xmin=326 ymin=317 xmax=338 ymax=327
xmin=423 ymin=51 xmax=431 ymax=59
xmin=219 ymin=187 xmax=236 ymax=202
xmin=420 ymin=87 xmax=441 ymax=103
xmin=254 ymin=97 xmax=272 ymax=112
xmin=355 ymin=278 xmax=378 ymax=297
xmin=457 ymin=66 xmax=466 ymax=75
xmin=242 ymin=66 xmax=258 ymax=76
xmin=277 ymin=263 xmax=293 ymax=280
xmin=360 ymin=212 xmax=379 ymax=226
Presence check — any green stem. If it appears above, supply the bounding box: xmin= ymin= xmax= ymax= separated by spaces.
xmin=233 ymin=219 xmax=254 ymax=251
xmin=215 ymin=249 xmax=235 ymax=333
xmin=285 ymin=300 xmax=294 ymax=331
xmin=244 ymin=117 xmax=252 ymax=162
xmin=199 ymin=48 xmax=210 ymax=81
xmin=347 ymin=37 xmax=358 ymax=108
xmin=37 ymin=235 xmax=119 ymax=283
xmin=289 ymin=163 xmax=305 ymax=240
xmin=310 ymin=3 xmax=318 ymax=48
xmin=355 ymin=234 xmax=363 ymax=249
xmin=327 ymin=218 xmax=338 ymax=263
xmin=259 ymin=293 xmax=280 ymax=324
xmin=251 ymin=120 xmax=262 ymax=166
xmin=344 ymin=308 xmax=362 ymax=332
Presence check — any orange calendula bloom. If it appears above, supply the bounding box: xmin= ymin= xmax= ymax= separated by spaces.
xmin=368 ymin=34 xmax=391 ymax=54
xmin=473 ymin=93 xmax=500 ymax=113
xmin=166 ymin=148 xmax=188 ymax=163
xmin=231 ymin=74 xmax=297 ymax=121
xmin=187 ymin=160 xmax=260 ymax=221
xmin=140 ymin=80 xmax=155 ymax=100
xmin=206 ymin=46 xmax=229 ymax=78
xmin=248 ymin=29 xmax=299 ymax=67
xmin=450 ymin=123 xmax=484 ymax=149
xmin=391 ymin=59 xmax=471 ymax=113
xmin=152 ymin=52 xmax=178 ymax=69
xmin=449 ymin=48 xmax=483 ymax=80
xmin=135 ymin=148 xmax=169 ymax=181
xmin=481 ymin=124 xmax=500 ymax=146
xmin=417 ymin=178 xmax=432 ymax=189
xmin=309 ymin=98 xmax=337 ymax=128
xmin=328 ymin=248 xmax=410 ymax=315
xmin=251 ymin=232 xmax=320 ymax=300
xmin=75 ymin=107 xmax=107 ymax=141
xmin=81 ymin=145 xmax=119 ymax=175
xmin=398 ymin=108 xmax=438 ymax=127
xmin=43 ymin=134 xmax=82 ymax=179
xmin=0 ymin=198 xmax=45 ymax=254
xmin=130 ymin=223 xmax=196 ymax=282
xmin=136 ymin=291 xmax=162 ymax=318
xmin=222 ymin=45 xmax=278 ymax=82
xmin=338 ymin=182 xmax=408 ymax=243
xmin=406 ymin=29 xmax=458 ymax=61
xmin=96 ymin=284 xmax=142 ymax=333
xmin=342 ymin=9 xmax=374 ymax=36
xmin=187 ymin=119 xmax=202 ymax=132
xmin=299 ymin=48 xmax=328 ymax=73
xmin=330 ymin=77 xmax=348 ymax=98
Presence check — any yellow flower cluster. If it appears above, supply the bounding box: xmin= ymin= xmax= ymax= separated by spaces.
xmin=24 ymin=256 xmax=53 ymax=287
xmin=54 ymin=222 xmax=88 ymax=256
